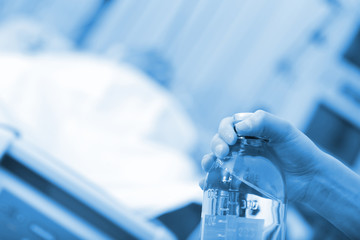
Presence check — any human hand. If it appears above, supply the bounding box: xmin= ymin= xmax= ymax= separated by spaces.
xmin=201 ymin=110 xmax=324 ymax=202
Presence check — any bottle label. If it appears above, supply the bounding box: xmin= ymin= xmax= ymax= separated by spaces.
xmin=203 ymin=215 xmax=264 ymax=240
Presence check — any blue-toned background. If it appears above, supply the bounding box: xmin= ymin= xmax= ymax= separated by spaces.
xmin=1 ymin=0 xmax=360 ymax=239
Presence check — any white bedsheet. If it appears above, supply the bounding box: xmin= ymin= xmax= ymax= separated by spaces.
xmin=0 ymin=53 xmax=201 ymax=218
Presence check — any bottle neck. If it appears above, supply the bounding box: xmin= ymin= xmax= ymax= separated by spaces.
xmin=229 ymin=136 xmax=268 ymax=154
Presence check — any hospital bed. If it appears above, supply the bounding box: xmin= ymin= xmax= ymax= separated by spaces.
xmin=0 ymin=125 xmax=176 ymax=239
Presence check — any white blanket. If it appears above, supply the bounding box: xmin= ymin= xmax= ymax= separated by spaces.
xmin=0 ymin=53 xmax=202 ymax=218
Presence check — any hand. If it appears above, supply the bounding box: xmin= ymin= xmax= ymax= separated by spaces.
xmin=201 ymin=110 xmax=324 ymax=202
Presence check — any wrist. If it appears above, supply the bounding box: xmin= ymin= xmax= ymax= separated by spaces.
xmin=301 ymin=150 xmax=335 ymax=205
xmin=284 ymin=137 xmax=325 ymax=203
xmin=301 ymin=151 xmax=360 ymax=239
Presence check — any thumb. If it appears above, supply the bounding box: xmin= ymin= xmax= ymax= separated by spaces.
xmin=233 ymin=110 xmax=295 ymax=143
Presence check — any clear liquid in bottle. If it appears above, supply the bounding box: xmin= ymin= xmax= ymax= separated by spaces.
xmin=201 ymin=137 xmax=286 ymax=240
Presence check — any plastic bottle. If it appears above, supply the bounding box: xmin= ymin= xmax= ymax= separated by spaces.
xmin=200 ymin=135 xmax=286 ymax=240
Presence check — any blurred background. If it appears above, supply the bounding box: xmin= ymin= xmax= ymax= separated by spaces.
xmin=1 ymin=0 xmax=360 ymax=239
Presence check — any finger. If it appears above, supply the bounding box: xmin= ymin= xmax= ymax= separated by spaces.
xmin=211 ymin=134 xmax=229 ymax=158
xmin=199 ymin=178 xmax=205 ymax=190
xmin=233 ymin=112 xmax=253 ymax=124
xmin=201 ymin=153 xmax=216 ymax=172
xmin=234 ymin=110 xmax=294 ymax=142
xmin=218 ymin=117 xmax=237 ymax=145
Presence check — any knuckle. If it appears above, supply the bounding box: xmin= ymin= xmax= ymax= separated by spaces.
xmin=254 ymin=110 xmax=269 ymax=126
xmin=254 ymin=109 xmax=267 ymax=119
xmin=281 ymin=120 xmax=296 ymax=138
xmin=252 ymin=110 xmax=269 ymax=136
xmin=219 ymin=116 xmax=232 ymax=129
